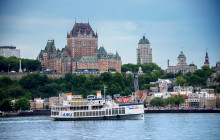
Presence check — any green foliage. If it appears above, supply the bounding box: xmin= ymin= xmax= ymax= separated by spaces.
xmin=14 ymin=97 xmax=30 ymax=111
xmin=141 ymin=84 xmax=155 ymax=90
xmin=20 ymin=73 xmax=49 ymax=89
xmin=173 ymin=95 xmax=185 ymax=106
xmin=151 ymin=95 xmax=185 ymax=107
xmin=175 ymin=76 xmax=187 ymax=86
xmin=0 ymin=76 xmax=12 ymax=88
xmin=150 ymin=97 xmax=164 ymax=107
xmin=121 ymin=62 xmax=163 ymax=73
xmin=0 ymin=98 xmax=13 ymax=111
xmin=0 ymin=56 xmax=41 ymax=72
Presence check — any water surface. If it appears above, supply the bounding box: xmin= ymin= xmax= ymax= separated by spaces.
xmin=0 ymin=113 xmax=219 ymax=140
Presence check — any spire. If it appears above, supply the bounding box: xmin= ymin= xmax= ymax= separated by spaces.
xmin=204 ymin=49 xmax=210 ymax=67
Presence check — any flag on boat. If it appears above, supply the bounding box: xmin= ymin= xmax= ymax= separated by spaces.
xmin=97 ymin=90 xmax=101 ymax=94
xmin=97 ymin=90 xmax=101 ymax=98
xmin=67 ymin=93 xmax=72 ymax=96
xmin=67 ymin=92 xmax=72 ymax=100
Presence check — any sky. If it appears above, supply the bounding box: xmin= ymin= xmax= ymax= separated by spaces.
xmin=0 ymin=0 xmax=219 ymax=69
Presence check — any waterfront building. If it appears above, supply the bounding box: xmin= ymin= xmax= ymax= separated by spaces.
xmin=188 ymin=92 xmax=200 ymax=108
xmin=204 ymin=51 xmax=210 ymax=68
xmin=0 ymin=46 xmax=20 ymax=58
xmin=167 ymin=51 xmax=197 ymax=75
xmin=180 ymin=98 xmax=189 ymax=109
xmin=30 ymin=98 xmax=44 ymax=110
xmin=37 ymin=22 xmax=121 ymax=73
xmin=199 ymin=92 xmax=216 ymax=109
xmin=136 ymin=36 xmax=152 ymax=64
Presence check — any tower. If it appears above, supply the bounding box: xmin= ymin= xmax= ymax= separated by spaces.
xmin=204 ymin=51 xmax=210 ymax=68
xmin=136 ymin=35 xmax=152 ymax=64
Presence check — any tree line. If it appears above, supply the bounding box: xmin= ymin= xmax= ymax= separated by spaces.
xmin=0 ymin=56 xmax=41 ymax=72
xmin=150 ymin=95 xmax=185 ymax=107
xmin=0 ymin=62 xmax=217 ymax=111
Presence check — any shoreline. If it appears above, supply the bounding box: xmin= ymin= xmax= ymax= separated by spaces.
xmin=144 ymin=109 xmax=220 ymax=113
xmin=1 ymin=109 xmax=220 ymax=117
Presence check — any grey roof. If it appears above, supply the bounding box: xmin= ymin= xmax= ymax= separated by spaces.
xmin=138 ymin=36 xmax=150 ymax=44
xmin=68 ymin=22 xmax=98 ymax=38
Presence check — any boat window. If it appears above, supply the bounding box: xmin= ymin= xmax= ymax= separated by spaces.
xmin=76 ymin=112 xmax=79 ymax=117
xmin=83 ymin=112 xmax=85 ymax=116
xmin=106 ymin=109 xmax=108 ymax=115
xmin=119 ymin=108 xmax=122 ymax=114
xmin=102 ymin=111 xmax=105 ymax=116
xmin=109 ymin=109 xmax=111 ymax=115
xmin=74 ymin=112 xmax=76 ymax=117
xmin=86 ymin=112 xmax=89 ymax=116
xmin=96 ymin=111 xmax=98 ymax=116
xmin=93 ymin=111 xmax=95 ymax=116
xmin=80 ymin=112 xmax=83 ymax=116
xmin=99 ymin=111 xmax=101 ymax=116
xmin=122 ymin=107 xmax=125 ymax=114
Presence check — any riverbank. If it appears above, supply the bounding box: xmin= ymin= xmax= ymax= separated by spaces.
xmin=144 ymin=109 xmax=220 ymax=113
xmin=1 ymin=109 xmax=220 ymax=117
xmin=0 ymin=110 xmax=51 ymax=117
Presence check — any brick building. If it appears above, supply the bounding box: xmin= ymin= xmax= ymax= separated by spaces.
xmin=37 ymin=22 xmax=121 ymax=73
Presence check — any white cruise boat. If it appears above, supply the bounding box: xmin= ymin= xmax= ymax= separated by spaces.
xmin=51 ymin=93 xmax=144 ymax=121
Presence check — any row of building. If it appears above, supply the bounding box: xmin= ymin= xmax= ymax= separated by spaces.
xmin=115 ymin=86 xmax=219 ymax=109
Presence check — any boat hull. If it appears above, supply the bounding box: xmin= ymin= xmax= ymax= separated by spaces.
xmin=52 ymin=113 xmax=144 ymax=121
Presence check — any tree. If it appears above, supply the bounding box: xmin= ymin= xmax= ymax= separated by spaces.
xmin=173 ymin=95 xmax=185 ymax=107
xmin=175 ymin=76 xmax=187 ymax=86
xmin=20 ymin=73 xmax=49 ymax=89
xmin=150 ymin=97 xmax=164 ymax=107
xmin=0 ymin=99 xmax=13 ymax=111
xmin=123 ymin=87 xmax=132 ymax=96
xmin=0 ymin=76 xmax=12 ymax=88
xmin=141 ymin=84 xmax=155 ymax=90
xmin=14 ymin=97 xmax=30 ymax=111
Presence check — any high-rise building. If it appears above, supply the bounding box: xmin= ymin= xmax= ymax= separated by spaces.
xmin=204 ymin=51 xmax=210 ymax=68
xmin=0 ymin=46 xmax=20 ymax=58
xmin=167 ymin=51 xmax=197 ymax=75
xmin=136 ymin=36 xmax=152 ymax=64
xmin=37 ymin=22 xmax=121 ymax=73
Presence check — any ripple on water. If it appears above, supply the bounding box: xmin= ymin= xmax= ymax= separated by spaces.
xmin=0 ymin=114 xmax=220 ymax=140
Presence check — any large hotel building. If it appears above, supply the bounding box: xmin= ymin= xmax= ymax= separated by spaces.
xmin=37 ymin=22 xmax=121 ymax=73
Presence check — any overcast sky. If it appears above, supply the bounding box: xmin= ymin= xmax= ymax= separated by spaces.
xmin=0 ymin=0 xmax=219 ymax=69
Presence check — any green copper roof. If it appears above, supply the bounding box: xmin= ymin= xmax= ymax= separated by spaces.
xmin=138 ymin=36 xmax=150 ymax=44
xmin=178 ymin=51 xmax=186 ymax=58
xmin=45 ymin=40 xmax=55 ymax=53
xmin=79 ymin=56 xmax=98 ymax=63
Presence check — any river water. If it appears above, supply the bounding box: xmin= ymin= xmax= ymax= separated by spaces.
xmin=0 ymin=113 xmax=220 ymax=140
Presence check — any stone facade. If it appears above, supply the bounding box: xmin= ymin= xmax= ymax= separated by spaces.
xmin=37 ymin=22 xmax=121 ymax=73
xmin=136 ymin=36 xmax=152 ymax=64
xmin=167 ymin=51 xmax=197 ymax=75
xmin=0 ymin=46 xmax=20 ymax=58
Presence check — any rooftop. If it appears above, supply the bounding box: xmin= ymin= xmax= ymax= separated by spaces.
xmin=138 ymin=36 xmax=150 ymax=44
xmin=0 ymin=46 xmax=16 ymax=49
